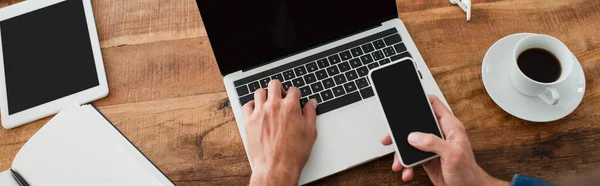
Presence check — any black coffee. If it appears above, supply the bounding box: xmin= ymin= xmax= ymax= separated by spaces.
xmin=517 ymin=48 xmax=562 ymax=83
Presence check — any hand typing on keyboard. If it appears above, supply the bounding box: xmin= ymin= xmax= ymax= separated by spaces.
xmin=244 ymin=80 xmax=318 ymax=186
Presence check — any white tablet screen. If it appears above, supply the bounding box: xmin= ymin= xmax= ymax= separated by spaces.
xmin=1 ymin=0 xmax=99 ymax=115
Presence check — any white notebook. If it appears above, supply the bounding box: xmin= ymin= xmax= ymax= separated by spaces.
xmin=0 ymin=105 xmax=174 ymax=186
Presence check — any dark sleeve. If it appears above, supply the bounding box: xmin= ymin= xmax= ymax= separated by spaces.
xmin=510 ymin=174 xmax=554 ymax=186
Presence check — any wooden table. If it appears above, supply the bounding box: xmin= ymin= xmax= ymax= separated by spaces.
xmin=1 ymin=0 xmax=599 ymax=185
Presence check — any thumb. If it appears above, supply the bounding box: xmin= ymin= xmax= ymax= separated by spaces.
xmin=302 ymin=99 xmax=318 ymax=128
xmin=407 ymin=132 xmax=449 ymax=156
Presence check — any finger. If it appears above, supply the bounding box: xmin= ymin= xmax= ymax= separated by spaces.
xmin=268 ymin=80 xmax=283 ymax=100
xmin=286 ymin=87 xmax=301 ymax=101
xmin=242 ymin=101 xmax=255 ymax=119
xmin=428 ymin=95 xmax=452 ymax=119
xmin=428 ymin=95 xmax=465 ymax=135
xmin=422 ymin=157 xmax=440 ymax=176
xmin=402 ymin=168 xmax=414 ymax=182
xmin=392 ymin=154 xmax=403 ymax=172
xmin=381 ymin=133 xmax=393 ymax=145
xmin=408 ymin=132 xmax=449 ymax=156
xmin=254 ymin=89 xmax=267 ymax=108
xmin=303 ymin=99 xmax=318 ymax=127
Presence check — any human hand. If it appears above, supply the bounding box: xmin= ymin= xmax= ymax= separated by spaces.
xmin=244 ymin=80 xmax=318 ymax=186
xmin=381 ymin=95 xmax=508 ymax=186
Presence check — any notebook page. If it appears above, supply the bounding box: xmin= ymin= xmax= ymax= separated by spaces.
xmin=11 ymin=105 xmax=173 ymax=186
xmin=0 ymin=170 xmax=19 ymax=186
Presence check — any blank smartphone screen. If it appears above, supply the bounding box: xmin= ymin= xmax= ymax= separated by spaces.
xmin=371 ymin=60 xmax=442 ymax=166
xmin=0 ymin=0 xmax=99 ymax=115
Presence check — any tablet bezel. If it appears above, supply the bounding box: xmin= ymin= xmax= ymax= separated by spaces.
xmin=0 ymin=0 xmax=109 ymax=129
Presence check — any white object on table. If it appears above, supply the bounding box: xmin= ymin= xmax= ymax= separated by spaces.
xmin=481 ymin=33 xmax=586 ymax=122
xmin=450 ymin=0 xmax=471 ymax=21
xmin=4 ymin=105 xmax=175 ymax=186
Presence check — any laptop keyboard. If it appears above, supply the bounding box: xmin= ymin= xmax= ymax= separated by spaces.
xmin=234 ymin=28 xmax=412 ymax=115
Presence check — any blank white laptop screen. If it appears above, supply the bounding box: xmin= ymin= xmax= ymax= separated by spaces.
xmin=0 ymin=0 xmax=99 ymax=115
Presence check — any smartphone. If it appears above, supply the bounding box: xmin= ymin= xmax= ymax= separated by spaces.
xmin=368 ymin=58 xmax=444 ymax=168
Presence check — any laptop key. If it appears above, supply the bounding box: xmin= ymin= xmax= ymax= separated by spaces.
xmin=390 ymin=52 xmax=413 ymax=61
xmin=357 ymin=66 xmax=369 ymax=77
xmin=361 ymin=43 xmax=375 ymax=53
xmin=315 ymin=69 xmax=329 ymax=80
xmin=316 ymin=91 xmax=362 ymax=115
xmin=295 ymin=66 xmax=308 ymax=76
xmin=383 ymin=46 xmax=396 ymax=57
xmin=355 ymin=78 xmax=369 ymax=89
xmin=368 ymin=62 xmax=380 ymax=70
xmin=239 ymin=93 xmax=254 ymax=106
xmin=344 ymin=82 xmax=358 ymax=92
xmin=383 ymin=34 xmax=402 ymax=46
xmin=350 ymin=47 xmax=364 ymax=57
xmin=283 ymin=70 xmax=296 ymax=80
xmin=323 ymin=78 xmax=336 ymax=89
xmin=317 ymin=58 xmax=330 ymax=68
xmin=338 ymin=62 xmax=351 ymax=72
xmin=306 ymin=62 xmax=319 ymax=72
xmin=309 ymin=94 xmax=322 ymax=103
xmin=360 ymin=87 xmax=375 ymax=99
xmin=236 ymin=85 xmax=250 ymax=96
xmin=300 ymin=98 xmax=309 ymax=108
xmin=349 ymin=58 xmax=362 ymax=68
xmin=372 ymin=50 xmax=385 ymax=61
xmin=292 ymin=77 xmax=306 ymax=87
xmin=271 ymin=73 xmax=284 ymax=82
xmin=300 ymin=86 xmax=312 ymax=97
xmin=340 ymin=50 xmax=352 ymax=61
xmin=332 ymin=86 xmax=346 ymax=97
xmin=360 ymin=54 xmax=374 ymax=64
xmin=373 ymin=39 xmax=386 ymax=49
xmin=394 ymin=43 xmax=407 ymax=53
xmin=310 ymin=82 xmax=325 ymax=92
xmin=345 ymin=70 xmax=359 ymax=81
xmin=282 ymin=81 xmax=293 ymax=90
xmin=333 ymin=74 xmax=347 ymax=85
xmin=328 ymin=54 xmax=342 ymax=65
xmin=321 ymin=89 xmax=335 ymax=101
xmin=248 ymin=82 xmax=261 ymax=92
xmin=304 ymin=73 xmax=317 ymax=84
xmin=327 ymin=66 xmax=340 ymax=76
xmin=259 ymin=77 xmax=271 ymax=88
xmin=379 ymin=58 xmax=391 ymax=65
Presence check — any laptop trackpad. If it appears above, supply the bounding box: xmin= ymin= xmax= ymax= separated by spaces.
xmin=299 ymin=99 xmax=394 ymax=184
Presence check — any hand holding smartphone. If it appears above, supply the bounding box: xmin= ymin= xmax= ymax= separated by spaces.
xmin=369 ymin=58 xmax=444 ymax=167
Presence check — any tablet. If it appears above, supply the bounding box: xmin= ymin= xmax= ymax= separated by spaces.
xmin=0 ymin=0 xmax=108 ymax=129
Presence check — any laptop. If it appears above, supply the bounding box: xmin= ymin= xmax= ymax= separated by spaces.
xmin=196 ymin=0 xmax=450 ymax=184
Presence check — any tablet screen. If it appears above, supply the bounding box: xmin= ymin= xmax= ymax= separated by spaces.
xmin=0 ymin=0 xmax=99 ymax=115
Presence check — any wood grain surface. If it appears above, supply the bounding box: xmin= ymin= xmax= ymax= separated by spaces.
xmin=1 ymin=0 xmax=599 ymax=185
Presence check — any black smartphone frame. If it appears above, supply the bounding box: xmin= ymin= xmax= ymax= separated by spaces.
xmin=368 ymin=57 xmax=444 ymax=167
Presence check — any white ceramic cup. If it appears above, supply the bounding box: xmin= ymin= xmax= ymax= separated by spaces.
xmin=511 ymin=34 xmax=573 ymax=105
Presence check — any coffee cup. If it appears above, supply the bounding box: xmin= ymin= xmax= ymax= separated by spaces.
xmin=510 ymin=34 xmax=573 ymax=105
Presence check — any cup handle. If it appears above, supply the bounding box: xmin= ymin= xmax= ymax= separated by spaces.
xmin=538 ymin=87 xmax=560 ymax=105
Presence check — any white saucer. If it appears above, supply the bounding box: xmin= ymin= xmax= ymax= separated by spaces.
xmin=482 ymin=33 xmax=586 ymax=122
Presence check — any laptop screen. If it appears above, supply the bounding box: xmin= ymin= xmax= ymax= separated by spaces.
xmin=196 ymin=0 xmax=398 ymax=75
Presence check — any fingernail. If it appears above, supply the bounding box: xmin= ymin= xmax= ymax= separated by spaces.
xmin=310 ymin=99 xmax=318 ymax=109
xmin=408 ymin=132 xmax=421 ymax=144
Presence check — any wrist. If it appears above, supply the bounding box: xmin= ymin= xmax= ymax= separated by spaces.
xmin=483 ymin=174 xmax=510 ymax=186
xmin=250 ymin=163 xmax=301 ymax=186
